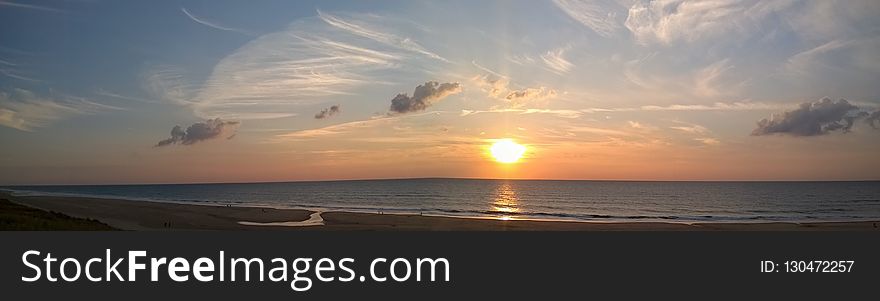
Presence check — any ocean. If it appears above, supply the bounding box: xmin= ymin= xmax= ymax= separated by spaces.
xmin=3 ymin=179 xmax=880 ymax=223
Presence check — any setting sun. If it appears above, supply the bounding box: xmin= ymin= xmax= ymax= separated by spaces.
xmin=490 ymin=139 xmax=526 ymax=164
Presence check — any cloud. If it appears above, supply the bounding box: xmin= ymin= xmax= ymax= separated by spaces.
xmin=278 ymin=117 xmax=392 ymax=139
xmin=785 ymin=39 xmax=854 ymax=73
xmin=0 ymin=55 xmax=39 ymax=82
xmin=670 ymin=124 xmax=709 ymax=135
xmin=189 ymin=11 xmax=445 ymax=120
xmin=0 ymin=88 xmax=123 ymax=131
xmin=867 ymin=110 xmax=880 ymax=129
xmin=695 ymin=137 xmax=721 ymax=146
xmin=460 ymin=108 xmax=582 ymax=119
xmin=155 ymin=119 xmax=240 ymax=147
xmin=276 ymin=111 xmax=440 ymax=140
xmin=0 ymin=68 xmax=40 ymax=82
xmin=634 ymin=101 xmax=780 ymax=112
xmin=751 ymin=98 xmax=871 ymax=136
xmin=577 ymin=101 xmax=782 ymax=114
xmin=507 ymin=54 xmax=536 ymax=66
xmin=784 ymin=38 xmax=880 ymax=77
xmin=181 ymin=7 xmax=250 ymax=35
xmin=552 ymin=0 xmax=623 ymax=37
xmin=504 ymin=87 xmax=558 ymax=107
xmin=0 ymin=1 xmax=65 ymax=13
xmin=389 ymin=81 xmax=461 ymax=114
xmin=472 ymin=74 xmax=559 ymax=108
xmin=565 ymin=125 xmax=634 ymax=137
xmin=624 ymin=0 xmax=794 ymax=45
xmin=540 ymin=47 xmax=573 ymax=73
xmin=142 ymin=65 xmax=196 ymax=106
xmin=95 ymin=88 xmax=160 ymax=104
xmin=473 ymin=75 xmax=509 ymax=99
xmin=317 ymin=10 xmax=447 ymax=62
xmin=471 ymin=60 xmax=506 ymax=79
xmin=693 ymin=58 xmax=735 ymax=98
xmin=314 ymin=105 xmax=341 ymax=119
xmin=628 ymin=121 xmax=646 ymax=129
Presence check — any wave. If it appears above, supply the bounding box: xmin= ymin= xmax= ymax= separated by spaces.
xmin=4 ymin=180 xmax=879 ymax=223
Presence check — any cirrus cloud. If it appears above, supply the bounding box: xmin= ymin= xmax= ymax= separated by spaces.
xmin=182 ymin=10 xmax=447 ymax=120
xmin=0 ymin=88 xmax=123 ymax=131
xmin=552 ymin=0 xmax=624 ymax=37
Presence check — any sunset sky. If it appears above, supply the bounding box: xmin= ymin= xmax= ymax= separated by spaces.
xmin=1 ymin=0 xmax=879 ymax=184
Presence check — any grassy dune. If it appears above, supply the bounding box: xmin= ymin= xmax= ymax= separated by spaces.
xmin=0 ymin=198 xmax=116 ymax=231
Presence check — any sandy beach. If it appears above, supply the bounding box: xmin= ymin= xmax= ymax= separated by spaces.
xmin=3 ymin=192 xmax=878 ymax=231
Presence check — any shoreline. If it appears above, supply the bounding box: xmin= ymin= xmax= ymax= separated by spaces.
xmin=2 ymin=191 xmax=879 ymax=231
xmin=5 ymin=189 xmax=878 ymax=225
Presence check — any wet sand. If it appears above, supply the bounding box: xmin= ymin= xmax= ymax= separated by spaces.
xmin=3 ymin=192 xmax=879 ymax=231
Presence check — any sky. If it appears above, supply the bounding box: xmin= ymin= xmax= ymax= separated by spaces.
xmin=1 ymin=0 xmax=879 ymax=185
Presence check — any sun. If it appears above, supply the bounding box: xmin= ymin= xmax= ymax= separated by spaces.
xmin=490 ymin=139 xmax=526 ymax=164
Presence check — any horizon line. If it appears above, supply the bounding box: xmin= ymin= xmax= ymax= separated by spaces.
xmin=3 ymin=176 xmax=880 ymax=187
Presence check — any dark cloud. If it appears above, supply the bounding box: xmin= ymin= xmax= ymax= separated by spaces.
xmin=867 ymin=110 xmax=880 ymax=129
xmin=155 ymin=118 xmax=240 ymax=147
xmin=504 ymin=87 xmax=557 ymax=107
xmin=314 ymin=105 xmax=341 ymax=119
xmin=389 ymin=81 xmax=462 ymax=114
xmin=751 ymin=98 xmax=877 ymax=136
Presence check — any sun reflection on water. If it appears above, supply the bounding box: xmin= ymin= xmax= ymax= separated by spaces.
xmin=491 ymin=182 xmax=520 ymax=220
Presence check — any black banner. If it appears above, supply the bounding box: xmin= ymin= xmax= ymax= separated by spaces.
xmin=1 ymin=232 xmax=877 ymax=299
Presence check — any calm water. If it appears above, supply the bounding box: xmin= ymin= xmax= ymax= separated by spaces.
xmin=4 ymin=179 xmax=880 ymax=223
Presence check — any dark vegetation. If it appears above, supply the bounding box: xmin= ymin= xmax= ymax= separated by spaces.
xmin=0 ymin=198 xmax=116 ymax=230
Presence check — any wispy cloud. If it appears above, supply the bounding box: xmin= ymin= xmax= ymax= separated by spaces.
xmin=278 ymin=117 xmax=392 ymax=139
xmin=471 ymin=60 xmax=506 ymax=79
xmin=693 ymin=58 xmax=735 ymax=98
xmin=459 ymin=100 xmax=779 ymax=120
xmin=0 ymin=68 xmax=40 ymax=82
xmin=95 ymin=88 xmax=160 ymax=104
xmin=472 ymin=74 xmax=558 ymax=108
xmin=180 ymin=7 xmax=250 ymax=35
xmin=552 ymin=0 xmax=622 ymax=37
xmin=642 ymin=102 xmax=778 ymax=111
xmin=670 ymin=124 xmax=709 ymax=135
xmin=0 ymin=56 xmax=41 ymax=82
xmin=540 ymin=47 xmax=573 ymax=74
xmin=317 ymin=10 xmax=447 ymax=62
xmin=666 ymin=120 xmax=718 ymax=146
xmin=142 ymin=65 xmax=196 ymax=106
xmin=580 ymin=101 xmax=783 ymax=113
xmin=0 ymin=1 xmax=65 ymax=13
xmin=565 ymin=125 xmax=634 ymax=137
xmin=785 ymin=39 xmax=854 ymax=74
xmin=624 ymin=0 xmax=794 ymax=45
xmin=460 ymin=108 xmax=582 ymax=119
xmin=0 ymin=88 xmax=123 ymax=131
xmin=695 ymin=137 xmax=721 ymax=146
xmin=277 ymin=111 xmax=441 ymax=140
xmin=188 ymin=11 xmax=447 ymax=120
xmin=507 ymin=54 xmax=536 ymax=66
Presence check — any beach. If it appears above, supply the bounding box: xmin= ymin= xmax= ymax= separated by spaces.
xmin=2 ymin=192 xmax=878 ymax=231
